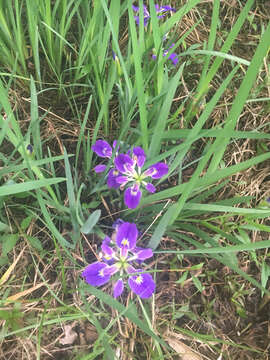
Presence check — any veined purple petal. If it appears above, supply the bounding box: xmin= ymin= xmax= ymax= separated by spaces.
xmin=116 ymin=175 xmax=129 ymax=185
xmin=92 ymin=140 xmax=112 ymax=158
xmin=146 ymin=162 xmax=168 ymax=179
xmin=113 ymin=279 xmax=124 ymax=298
xmin=133 ymin=147 xmax=146 ymax=168
xmin=124 ymin=185 xmax=142 ymax=209
xmin=128 ymin=271 xmax=155 ymax=298
xmin=145 ymin=183 xmax=156 ymax=193
xmin=103 ymin=264 xmax=119 ymax=276
xmin=116 ymin=222 xmax=138 ymax=250
xmin=81 ymin=262 xmax=111 ymax=286
xmin=94 ymin=164 xmax=107 ymax=173
xmin=114 ymin=154 xmax=135 ymax=174
xmin=134 ymin=248 xmax=153 ymax=260
xmin=107 ymin=169 xmax=120 ymax=188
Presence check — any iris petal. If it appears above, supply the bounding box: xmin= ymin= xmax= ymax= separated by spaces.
xmin=116 ymin=222 xmax=138 ymax=250
xmin=81 ymin=262 xmax=111 ymax=286
xmin=124 ymin=185 xmax=142 ymax=209
xmin=128 ymin=272 xmax=155 ymax=298
xmin=113 ymin=279 xmax=124 ymax=298
xmin=92 ymin=140 xmax=112 ymax=158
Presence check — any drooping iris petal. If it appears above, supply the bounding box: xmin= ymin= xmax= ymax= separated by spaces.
xmin=146 ymin=162 xmax=168 ymax=179
xmin=94 ymin=164 xmax=107 ymax=173
xmin=133 ymin=147 xmax=146 ymax=168
xmin=107 ymin=169 xmax=120 ymax=188
xmin=92 ymin=140 xmax=112 ymax=158
xmin=145 ymin=183 xmax=156 ymax=193
xmin=124 ymin=185 xmax=142 ymax=209
xmin=116 ymin=222 xmax=138 ymax=250
xmin=128 ymin=271 xmax=155 ymax=298
xmin=114 ymin=154 xmax=135 ymax=174
xmin=81 ymin=262 xmax=111 ymax=286
xmin=134 ymin=248 xmax=153 ymax=260
xmin=113 ymin=279 xmax=124 ymax=298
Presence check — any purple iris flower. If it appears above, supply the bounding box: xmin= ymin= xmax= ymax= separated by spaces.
xmin=81 ymin=222 xmax=155 ymax=299
xmin=109 ymin=147 xmax=168 ymax=209
xmin=152 ymin=43 xmax=179 ymax=66
xmin=132 ymin=3 xmax=175 ymax=26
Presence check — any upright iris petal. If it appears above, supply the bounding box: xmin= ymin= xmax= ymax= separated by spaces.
xmin=82 ymin=262 xmax=111 ymax=286
xmin=92 ymin=140 xmax=112 ymax=158
xmin=124 ymin=184 xmax=142 ymax=209
xmin=128 ymin=271 xmax=156 ymax=299
xmin=115 ymin=154 xmax=135 ymax=174
xmin=116 ymin=222 xmax=138 ymax=250
xmin=133 ymin=147 xmax=146 ymax=168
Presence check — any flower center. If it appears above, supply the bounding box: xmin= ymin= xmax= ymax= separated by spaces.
xmin=121 ymin=238 xmax=129 ymax=247
xmin=134 ymin=275 xmax=143 ymax=284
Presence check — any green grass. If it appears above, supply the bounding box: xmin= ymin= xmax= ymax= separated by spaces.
xmin=0 ymin=0 xmax=270 ymax=358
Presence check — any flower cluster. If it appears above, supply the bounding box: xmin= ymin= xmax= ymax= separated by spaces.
xmin=81 ymin=222 xmax=155 ymax=299
xmin=92 ymin=140 xmax=168 ymax=209
xmin=132 ymin=3 xmax=175 ymax=26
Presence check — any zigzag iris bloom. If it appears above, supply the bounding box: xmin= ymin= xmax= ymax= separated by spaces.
xmin=92 ymin=141 xmax=168 ymax=209
xmin=112 ymin=147 xmax=168 ymax=209
xmin=81 ymin=222 xmax=155 ymax=299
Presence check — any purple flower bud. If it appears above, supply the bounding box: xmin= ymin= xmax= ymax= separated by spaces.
xmin=124 ymin=184 xmax=142 ymax=209
xmin=128 ymin=271 xmax=155 ymax=298
xmin=92 ymin=140 xmax=112 ymax=158
xmin=94 ymin=164 xmax=107 ymax=173
xmin=116 ymin=222 xmax=138 ymax=250
xmin=113 ymin=279 xmax=124 ymax=298
xmin=81 ymin=262 xmax=111 ymax=286
xmin=133 ymin=147 xmax=146 ymax=168
xmin=145 ymin=183 xmax=156 ymax=193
